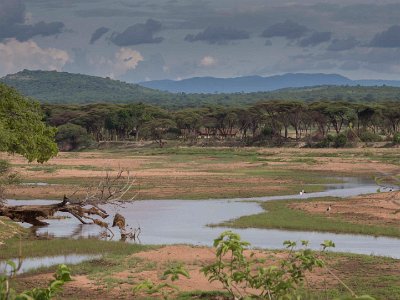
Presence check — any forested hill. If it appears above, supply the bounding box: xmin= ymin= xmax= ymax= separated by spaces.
xmin=265 ymin=85 xmax=400 ymax=102
xmin=2 ymin=70 xmax=400 ymax=108
xmin=0 ymin=69 xmax=170 ymax=105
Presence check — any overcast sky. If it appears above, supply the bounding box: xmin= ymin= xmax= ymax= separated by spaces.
xmin=2 ymin=0 xmax=400 ymax=82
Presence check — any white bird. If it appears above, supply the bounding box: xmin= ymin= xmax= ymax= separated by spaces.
xmin=326 ymin=205 xmax=332 ymax=212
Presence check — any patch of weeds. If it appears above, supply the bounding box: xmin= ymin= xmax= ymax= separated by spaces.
xmin=289 ymin=158 xmax=318 ymax=164
xmin=177 ymin=290 xmax=231 ymax=299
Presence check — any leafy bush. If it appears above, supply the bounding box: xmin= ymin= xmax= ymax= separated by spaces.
xmin=56 ymin=123 xmax=93 ymax=151
xmin=201 ymin=231 xmax=326 ymax=299
xmin=315 ymin=134 xmax=335 ymax=148
xmin=0 ymin=263 xmax=71 ymax=300
xmin=359 ymin=131 xmax=382 ymax=142
xmin=334 ymin=133 xmax=348 ymax=148
xmin=261 ymin=126 xmax=274 ymax=138
xmin=201 ymin=231 xmax=374 ymax=300
xmin=132 ymin=264 xmax=190 ymax=299
xmin=393 ymin=132 xmax=400 ymax=145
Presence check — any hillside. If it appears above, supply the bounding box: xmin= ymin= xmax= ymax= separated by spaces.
xmin=140 ymin=73 xmax=352 ymax=93
xmin=140 ymin=73 xmax=400 ymax=93
xmin=0 ymin=70 xmax=171 ymax=104
xmin=2 ymin=70 xmax=400 ymax=108
xmin=264 ymin=85 xmax=400 ymax=102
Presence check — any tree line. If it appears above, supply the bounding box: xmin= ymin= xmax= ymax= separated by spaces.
xmin=42 ymin=100 xmax=400 ymax=149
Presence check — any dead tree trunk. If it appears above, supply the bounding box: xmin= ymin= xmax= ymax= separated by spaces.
xmin=0 ymin=170 xmax=138 ymax=239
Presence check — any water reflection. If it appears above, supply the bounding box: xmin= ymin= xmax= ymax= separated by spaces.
xmin=6 ymin=177 xmax=400 ymax=258
xmin=0 ymin=254 xmax=101 ymax=275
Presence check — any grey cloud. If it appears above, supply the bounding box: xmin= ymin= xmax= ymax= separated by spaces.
xmin=0 ymin=0 xmax=25 ymax=27
xmin=340 ymin=61 xmax=360 ymax=71
xmin=111 ymin=19 xmax=163 ymax=46
xmin=184 ymin=26 xmax=250 ymax=44
xmin=75 ymin=8 xmax=143 ymax=18
xmin=0 ymin=22 xmax=64 ymax=42
xmin=261 ymin=20 xmax=309 ymax=40
xmin=17 ymin=21 xmax=64 ymax=40
xmin=90 ymin=27 xmax=109 ymax=44
xmin=0 ymin=0 xmax=64 ymax=41
xmin=327 ymin=37 xmax=358 ymax=51
xmin=370 ymin=25 xmax=400 ymax=48
xmin=265 ymin=40 xmax=272 ymax=46
xmin=332 ymin=4 xmax=400 ymax=24
xmin=299 ymin=31 xmax=331 ymax=47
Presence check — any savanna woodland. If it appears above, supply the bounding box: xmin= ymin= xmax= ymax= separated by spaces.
xmin=0 ymin=73 xmax=400 ymax=300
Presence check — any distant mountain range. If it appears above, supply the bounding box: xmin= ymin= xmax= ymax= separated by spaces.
xmin=2 ymin=70 xmax=400 ymax=107
xmin=140 ymin=73 xmax=400 ymax=93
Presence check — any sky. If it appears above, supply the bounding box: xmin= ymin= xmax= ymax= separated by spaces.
xmin=2 ymin=0 xmax=400 ymax=82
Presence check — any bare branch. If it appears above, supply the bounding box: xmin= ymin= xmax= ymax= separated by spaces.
xmin=0 ymin=170 xmax=138 ymax=240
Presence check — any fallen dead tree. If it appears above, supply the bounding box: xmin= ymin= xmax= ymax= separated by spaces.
xmin=0 ymin=170 xmax=139 ymax=240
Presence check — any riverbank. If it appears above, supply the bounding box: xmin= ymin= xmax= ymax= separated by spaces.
xmin=2 ymin=147 xmax=399 ymax=201
xmin=220 ymin=193 xmax=400 ymax=238
xmin=9 ymin=244 xmax=400 ymax=300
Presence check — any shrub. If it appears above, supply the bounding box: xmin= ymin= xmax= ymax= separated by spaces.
xmin=201 ymin=231 xmax=326 ymax=299
xmin=360 ymin=131 xmax=382 ymax=143
xmin=261 ymin=126 xmax=274 ymax=139
xmin=393 ymin=132 xmax=400 ymax=145
xmin=56 ymin=123 xmax=93 ymax=151
xmin=0 ymin=264 xmax=71 ymax=299
xmin=334 ymin=133 xmax=348 ymax=148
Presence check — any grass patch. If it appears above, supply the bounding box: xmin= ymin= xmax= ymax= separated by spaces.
xmin=1 ymin=236 xmax=152 ymax=259
xmin=0 ymin=217 xmax=26 ymax=243
xmin=218 ymin=197 xmax=400 ymax=237
xmin=177 ymin=291 xmax=231 ymax=299
xmin=310 ymin=252 xmax=400 ymax=300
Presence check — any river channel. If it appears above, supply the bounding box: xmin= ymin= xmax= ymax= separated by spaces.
xmin=6 ymin=177 xmax=400 ymax=259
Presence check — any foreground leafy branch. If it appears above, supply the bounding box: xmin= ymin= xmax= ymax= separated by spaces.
xmin=0 ymin=263 xmax=71 ymax=300
xmin=201 ymin=231 xmax=375 ymax=300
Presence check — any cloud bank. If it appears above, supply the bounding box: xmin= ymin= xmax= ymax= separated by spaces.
xmin=0 ymin=39 xmax=70 ymax=76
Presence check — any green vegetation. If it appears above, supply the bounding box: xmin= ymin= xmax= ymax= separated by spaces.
xmin=0 ymin=217 xmax=25 ymax=243
xmin=314 ymin=253 xmax=400 ymax=300
xmin=0 ymin=83 xmax=57 ymax=163
xmin=219 ymin=198 xmax=400 ymax=237
xmin=3 ymin=70 xmax=400 ymax=108
xmin=0 ymin=237 xmax=151 ymax=260
xmin=0 ymin=70 xmax=169 ymax=105
xmin=133 ymin=264 xmax=190 ymax=299
xmin=55 ymin=123 xmax=93 ymax=151
xmin=201 ymin=231 xmax=326 ymax=299
xmin=40 ymin=99 xmax=400 ymax=150
xmin=1 ymin=264 xmax=71 ymax=300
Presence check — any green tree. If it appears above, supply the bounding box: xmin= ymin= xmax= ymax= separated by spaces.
xmin=0 ymin=84 xmax=57 ymax=163
xmin=142 ymin=118 xmax=176 ymax=147
xmin=56 ymin=123 xmax=92 ymax=151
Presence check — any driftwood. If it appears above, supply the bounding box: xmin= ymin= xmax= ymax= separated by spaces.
xmin=0 ymin=195 xmax=109 ymax=226
xmin=0 ymin=170 xmax=139 ymax=240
